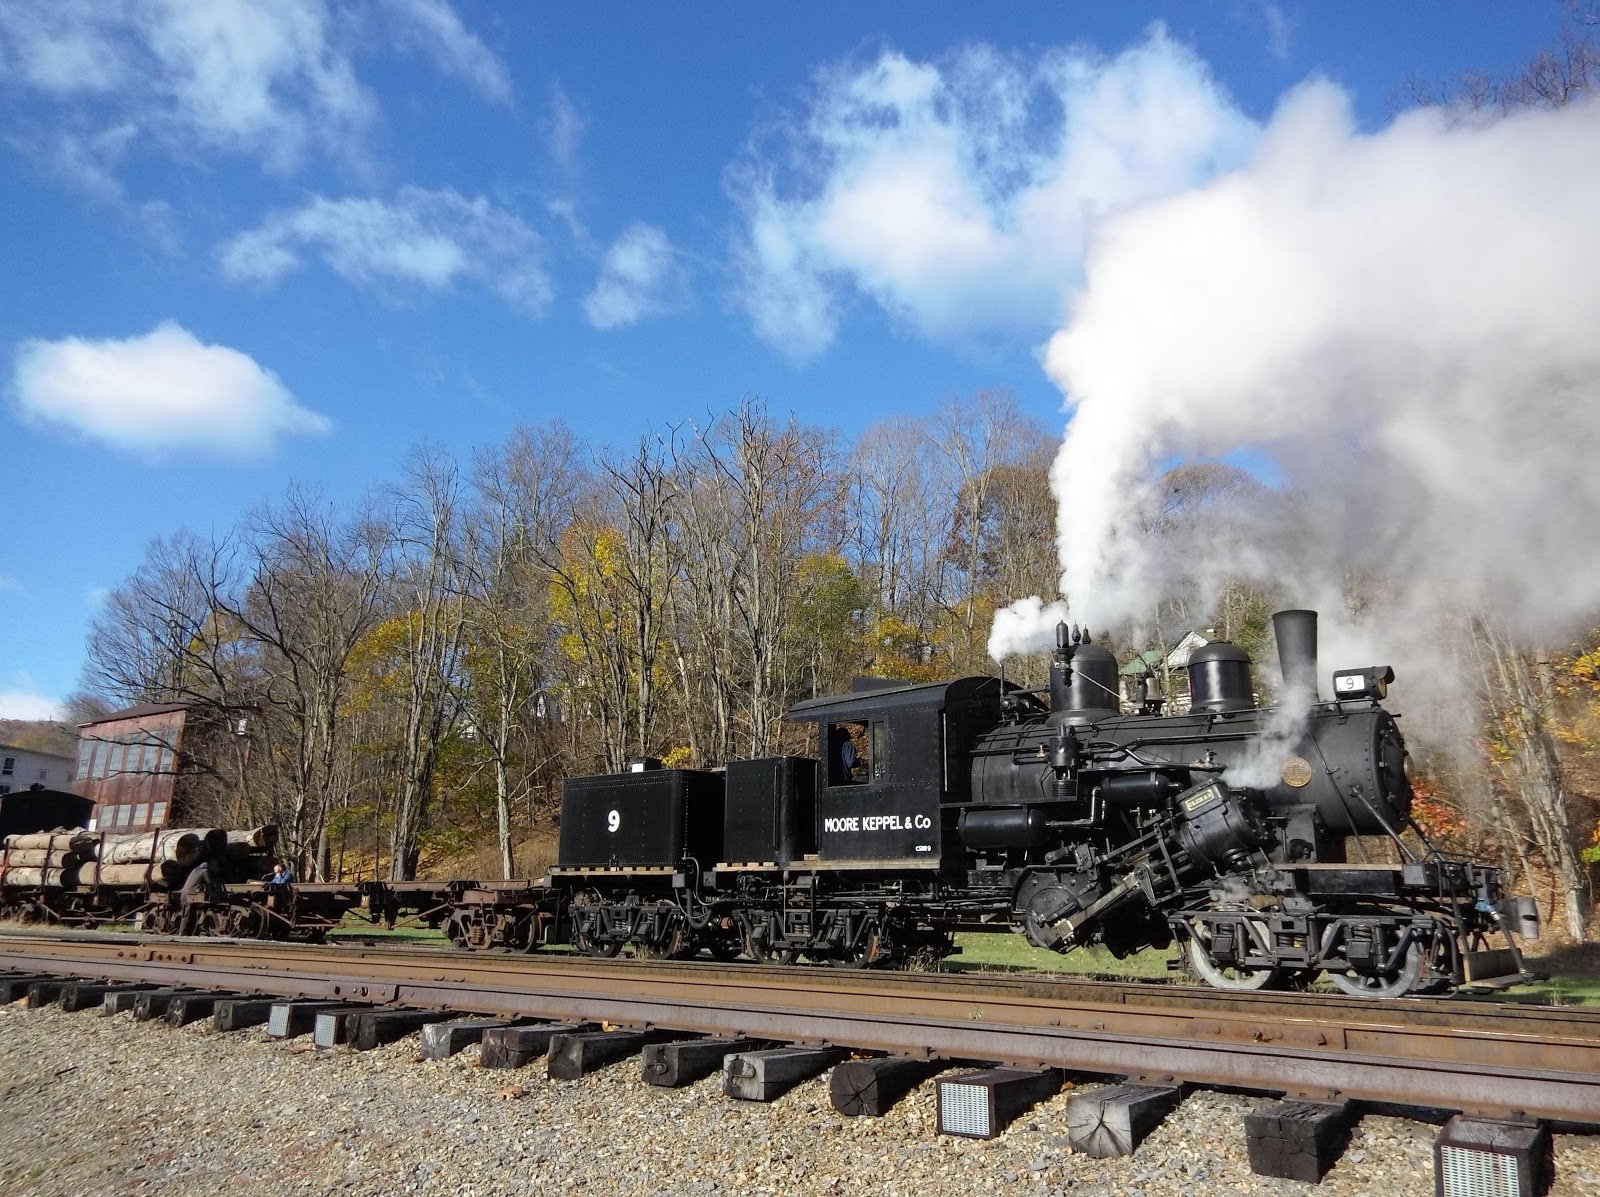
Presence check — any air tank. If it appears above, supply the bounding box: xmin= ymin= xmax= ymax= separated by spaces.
xmin=1186 ymin=641 xmax=1254 ymax=713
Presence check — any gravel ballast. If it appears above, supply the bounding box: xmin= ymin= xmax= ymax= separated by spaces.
xmin=0 ymin=1000 xmax=1597 ymax=1196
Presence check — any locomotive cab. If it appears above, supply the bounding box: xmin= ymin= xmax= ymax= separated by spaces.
xmin=784 ymin=676 xmax=1014 ymax=870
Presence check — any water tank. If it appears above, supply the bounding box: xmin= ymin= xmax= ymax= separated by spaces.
xmin=1187 ymin=641 xmax=1254 ymax=713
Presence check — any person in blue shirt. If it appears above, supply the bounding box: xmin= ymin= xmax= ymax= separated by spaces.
xmin=264 ymin=862 xmax=293 ymax=886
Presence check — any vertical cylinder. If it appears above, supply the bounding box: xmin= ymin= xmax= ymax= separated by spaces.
xmin=1272 ymin=609 xmax=1320 ymax=701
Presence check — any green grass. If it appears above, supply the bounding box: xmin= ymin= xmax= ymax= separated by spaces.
xmin=942 ymin=931 xmax=1178 ymax=980
xmin=1459 ymin=943 xmax=1600 ymax=1007
xmin=325 ymin=911 xmax=447 ymax=945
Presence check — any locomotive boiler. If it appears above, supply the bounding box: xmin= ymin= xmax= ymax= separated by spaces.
xmin=527 ymin=608 xmax=1534 ymax=997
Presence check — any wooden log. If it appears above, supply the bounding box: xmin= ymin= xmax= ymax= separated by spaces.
xmin=0 ymin=866 xmax=79 ymax=888
xmin=3 ymin=832 xmax=89 ymax=853
xmin=96 ymin=825 xmax=206 ymax=864
xmin=223 ymin=826 xmax=278 ymax=854
xmin=0 ymin=848 xmax=76 ymax=867
xmin=830 ymin=1057 xmax=943 ymax=1117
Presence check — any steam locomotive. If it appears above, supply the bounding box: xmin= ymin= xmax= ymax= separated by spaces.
xmin=450 ymin=608 xmax=1534 ymax=998
xmin=1 ymin=608 xmax=1534 ymax=998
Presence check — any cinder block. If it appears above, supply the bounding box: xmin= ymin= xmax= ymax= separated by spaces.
xmin=831 ymin=1056 xmax=941 ymax=1117
xmin=348 ymin=1009 xmax=445 ymax=1051
xmin=266 ymin=1001 xmax=344 ymax=1039
xmin=641 ymin=1038 xmax=754 ymax=1088
xmin=1065 ymin=1084 xmax=1180 ymax=1158
xmin=1435 ymin=1115 xmax=1552 ymax=1197
xmin=213 ymin=998 xmax=277 ymax=1032
xmin=479 ymin=1023 xmax=588 ymax=1070
xmin=1246 ymin=1100 xmax=1353 ymax=1182
xmin=937 ymin=1069 xmax=1062 ymax=1139
xmin=723 ymin=1046 xmax=847 ymax=1102
xmin=313 ymin=1007 xmax=377 ymax=1048
xmin=419 ymin=1019 xmax=529 ymax=1061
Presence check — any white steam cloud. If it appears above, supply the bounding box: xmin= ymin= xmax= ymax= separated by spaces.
xmin=993 ymin=82 xmax=1600 ymax=722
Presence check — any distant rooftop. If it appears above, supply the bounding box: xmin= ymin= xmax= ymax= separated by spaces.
xmin=78 ymin=701 xmax=190 ymax=727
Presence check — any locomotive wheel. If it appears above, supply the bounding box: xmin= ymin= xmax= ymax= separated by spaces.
xmin=1185 ymin=920 xmax=1283 ymax=991
xmin=572 ymin=921 xmax=622 ymax=958
xmin=1330 ymin=943 xmax=1424 ymax=999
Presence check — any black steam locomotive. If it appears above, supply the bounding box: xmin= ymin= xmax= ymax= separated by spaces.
xmin=449 ymin=609 xmax=1535 ymax=998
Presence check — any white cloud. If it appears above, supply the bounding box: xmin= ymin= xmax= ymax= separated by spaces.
xmin=0 ymin=690 xmax=63 ymax=721
xmin=220 ymin=186 xmax=553 ymax=314
xmin=543 ymin=82 xmax=585 ymax=173
xmin=0 ymin=574 xmax=18 ymax=593
xmin=383 ymin=0 xmax=510 ymax=105
xmin=11 ymin=321 xmax=330 ymax=458
xmin=730 ymin=28 xmax=1258 ymax=359
xmin=0 ymin=0 xmax=507 ymax=175
xmin=584 ymin=223 xmax=687 ymax=329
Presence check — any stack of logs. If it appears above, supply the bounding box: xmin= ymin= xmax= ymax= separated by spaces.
xmin=0 ymin=826 xmax=278 ymax=889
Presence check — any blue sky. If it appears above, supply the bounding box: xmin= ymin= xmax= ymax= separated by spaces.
xmin=0 ymin=1 xmax=1573 ymax=718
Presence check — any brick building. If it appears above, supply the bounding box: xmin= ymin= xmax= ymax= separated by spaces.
xmin=73 ymin=702 xmax=192 ymax=832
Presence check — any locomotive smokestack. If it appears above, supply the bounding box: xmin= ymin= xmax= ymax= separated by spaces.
xmin=1272 ymin=609 xmax=1320 ymax=702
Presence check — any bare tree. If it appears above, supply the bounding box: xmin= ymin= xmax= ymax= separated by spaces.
xmin=202 ymin=487 xmax=390 ymax=879
xmin=387 ymin=448 xmax=470 ymax=881
xmin=462 ymin=422 xmax=579 ymax=877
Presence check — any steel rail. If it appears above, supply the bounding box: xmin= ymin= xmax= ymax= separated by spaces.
xmin=2 ymin=931 xmax=1596 ymax=1121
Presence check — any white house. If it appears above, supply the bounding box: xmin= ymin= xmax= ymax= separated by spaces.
xmin=0 ymin=744 xmax=77 ymax=795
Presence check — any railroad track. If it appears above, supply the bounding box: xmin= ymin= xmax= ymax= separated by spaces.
xmin=2 ymin=928 xmax=1597 ymax=1125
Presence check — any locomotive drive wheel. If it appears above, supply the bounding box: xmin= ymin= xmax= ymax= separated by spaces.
xmin=1330 ymin=942 xmax=1424 ymax=999
xmin=1185 ymin=918 xmax=1284 ymax=992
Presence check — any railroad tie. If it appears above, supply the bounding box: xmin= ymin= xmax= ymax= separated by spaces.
xmin=479 ymin=1022 xmax=591 ymax=1070
xmin=723 ymin=1046 xmax=848 ymax=1102
xmin=24 ymin=979 xmax=72 ymax=1009
xmin=547 ymin=1029 xmax=679 ymax=1080
xmin=1065 ymin=1084 xmax=1181 ymax=1158
xmin=419 ymin=1019 xmax=533 ymax=1061
xmin=830 ymin=1056 xmax=944 ymax=1118
xmin=641 ymin=1038 xmax=758 ymax=1088
xmin=348 ymin=1009 xmax=447 ymax=1051
xmin=1245 ymin=1100 xmax=1353 ymax=1182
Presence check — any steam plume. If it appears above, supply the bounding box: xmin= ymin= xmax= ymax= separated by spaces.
xmin=993 ymin=81 xmax=1600 ymax=729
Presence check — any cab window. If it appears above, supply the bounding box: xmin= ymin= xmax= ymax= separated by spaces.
xmin=827 ymin=721 xmax=868 ymax=786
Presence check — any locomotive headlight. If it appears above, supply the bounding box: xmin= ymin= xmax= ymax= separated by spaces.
xmin=1332 ymin=665 xmax=1395 ymax=701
